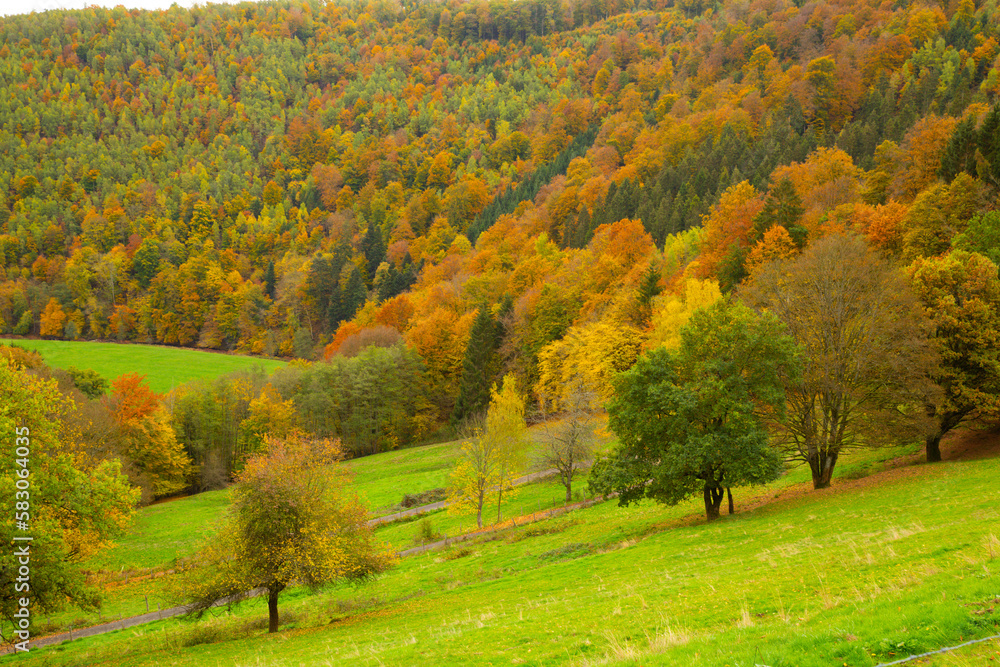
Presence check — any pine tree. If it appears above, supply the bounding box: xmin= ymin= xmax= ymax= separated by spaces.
xmin=753 ymin=178 xmax=807 ymax=247
xmin=343 ymin=265 xmax=367 ymax=321
xmin=361 ymin=221 xmax=386 ymax=287
xmin=264 ymin=260 xmax=276 ymax=300
xmin=451 ymin=296 xmax=510 ymax=426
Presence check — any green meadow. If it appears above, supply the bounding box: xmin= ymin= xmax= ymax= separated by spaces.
xmin=6 ymin=431 xmax=999 ymax=666
xmin=0 ymin=338 xmax=286 ymax=394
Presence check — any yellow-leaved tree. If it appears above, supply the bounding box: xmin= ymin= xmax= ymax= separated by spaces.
xmin=178 ymin=433 xmax=394 ymax=633
xmin=448 ymin=375 xmax=528 ymax=528
xmin=647 ymin=278 xmax=723 ymax=350
xmin=488 ymin=375 xmax=528 ymax=525
xmin=536 ymin=321 xmax=645 ymax=412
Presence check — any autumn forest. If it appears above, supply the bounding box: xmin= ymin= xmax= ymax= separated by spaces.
xmin=2 ymin=0 xmax=1000 ymax=488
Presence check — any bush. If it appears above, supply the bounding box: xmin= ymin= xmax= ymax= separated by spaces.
xmin=414 ymin=517 xmax=441 ymax=545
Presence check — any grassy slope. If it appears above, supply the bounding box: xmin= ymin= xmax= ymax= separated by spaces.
xmin=0 ymin=338 xmax=286 ymax=394
xmin=8 ymin=436 xmax=999 ymax=666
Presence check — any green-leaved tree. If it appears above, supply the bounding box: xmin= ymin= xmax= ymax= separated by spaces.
xmin=590 ymin=300 xmax=800 ymax=520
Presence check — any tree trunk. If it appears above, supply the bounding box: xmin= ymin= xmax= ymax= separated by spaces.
xmin=496 ymin=484 xmax=503 ymax=524
xmin=703 ymin=485 xmax=725 ymax=521
xmin=565 ymin=483 xmax=572 ymax=503
xmin=925 ymin=432 xmax=943 ymax=463
xmin=727 ymin=487 xmax=734 ymax=515
xmin=267 ymin=584 xmax=284 ymax=634
xmin=808 ymin=450 xmax=838 ymax=489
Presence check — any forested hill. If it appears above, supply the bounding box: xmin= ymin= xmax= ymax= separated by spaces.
xmin=2 ymin=0 xmax=1000 ymax=427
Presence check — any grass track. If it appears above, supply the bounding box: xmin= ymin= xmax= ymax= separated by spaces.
xmin=0 ymin=338 xmax=285 ymax=393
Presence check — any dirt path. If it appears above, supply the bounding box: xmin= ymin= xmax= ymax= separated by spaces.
xmin=1 ymin=590 xmax=265 ymax=654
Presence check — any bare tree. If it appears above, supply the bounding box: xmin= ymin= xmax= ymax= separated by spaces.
xmin=536 ymin=386 xmax=596 ymax=503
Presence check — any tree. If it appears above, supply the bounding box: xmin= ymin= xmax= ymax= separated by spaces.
xmin=451 ymin=298 xmax=510 ymax=426
xmin=487 ymin=375 xmax=528 ymax=524
xmin=590 ymin=301 xmax=799 ymax=520
xmin=179 ymin=433 xmax=393 ymax=634
xmin=448 ymin=374 xmax=528 ymax=528
xmin=536 ymin=388 xmax=596 ymax=503
xmin=741 ymin=235 xmax=938 ymax=489
xmin=106 ymin=374 xmax=193 ymax=501
xmin=0 ymin=359 xmax=138 ymax=633
xmin=951 ymin=211 xmax=1000 ymax=268
xmin=65 ymin=366 xmax=109 ymax=399
xmin=647 ymin=278 xmax=722 ymax=350
xmin=536 ymin=320 xmax=645 ymax=413
xmin=447 ymin=417 xmax=499 ymax=530
xmin=39 ymin=298 xmax=67 ymax=338
xmin=752 ymin=178 xmax=806 ymax=247
xmin=907 ymin=251 xmax=1000 ymax=462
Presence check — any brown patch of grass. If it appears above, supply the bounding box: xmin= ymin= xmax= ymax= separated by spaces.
xmin=941 ymin=426 xmax=1000 ymax=461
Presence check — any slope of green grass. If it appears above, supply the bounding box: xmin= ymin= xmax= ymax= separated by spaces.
xmin=9 ymin=437 xmax=998 ymax=667
xmin=84 ymin=490 xmax=232 ymax=574
xmin=344 ymin=439 xmax=464 ymax=513
xmin=0 ymin=338 xmax=285 ymax=393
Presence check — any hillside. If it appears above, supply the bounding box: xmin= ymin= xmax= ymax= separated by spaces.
xmin=4 ymin=0 xmax=1000 ymax=661
xmin=4 ymin=429 xmax=999 ymax=666
xmin=2 ymin=0 xmax=999 ymax=432
xmin=0 ymin=337 xmax=285 ymax=392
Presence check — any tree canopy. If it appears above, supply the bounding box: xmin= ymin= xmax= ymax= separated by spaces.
xmin=0 ymin=358 xmax=138 ymax=629
xmin=179 ymin=433 xmax=393 ymax=633
xmin=907 ymin=250 xmax=1000 ymax=461
xmin=591 ymin=300 xmax=799 ymax=520
xmin=741 ymin=234 xmax=938 ymax=488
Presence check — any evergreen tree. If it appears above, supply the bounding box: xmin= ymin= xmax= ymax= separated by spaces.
xmin=752 ymin=178 xmax=807 ymax=247
xmin=343 ymin=265 xmax=367 ymax=321
xmin=451 ymin=297 xmax=510 ymax=425
xmin=635 ymin=263 xmax=662 ymax=326
xmin=264 ymin=260 xmax=276 ymax=300
xmin=361 ymin=221 xmax=386 ymax=287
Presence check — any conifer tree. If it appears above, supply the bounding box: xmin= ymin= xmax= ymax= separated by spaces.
xmin=451 ymin=297 xmax=510 ymax=425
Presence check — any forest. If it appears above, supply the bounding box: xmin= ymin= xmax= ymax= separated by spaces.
xmin=1 ymin=0 xmax=1000 ymax=494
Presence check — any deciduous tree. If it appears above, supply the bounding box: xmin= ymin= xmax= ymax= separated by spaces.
xmin=448 ymin=374 xmax=528 ymax=528
xmin=591 ymin=301 xmax=798 ymax=520
xmin=179 ymin=433 xmax=393 ymax=634
xmin=536 ymin=388 xmax=596 ymax=503
xmin=0 ymin=359 xmax=138 ymax=631
xmin=741 ymin=235 xmax=938 ymax=488
xmin=908 ymin=250 xmax=1000 ymax=462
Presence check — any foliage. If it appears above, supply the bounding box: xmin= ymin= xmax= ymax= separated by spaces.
xmin=285 ymin=344 xmax=431 ymax=457
xmin=536 ymin=319 xmax=645 ymax=412
xmin=65 ymin=366 xmax=109 ymax=398
xmin=647 ymin=278 xmax=722 ymax=351
xmin=178 ymin=433 xmax=393 ymax=633
xmin=107 ymin=373 xmax=193 ymax=501
xmin=0 ymin=358 xmax=138 ymax=630
xmin=592 ymin=300 xmax=799 ymax=520
xmin=448 ymin=374 xmax=528 ymax=528
xmin=741 ymin=235 xmax=938 ymax=488
xmin=451 ymin=299 xmax=510 ymax=426
xmin=907 ymin=250 xmax=1000 ymax=461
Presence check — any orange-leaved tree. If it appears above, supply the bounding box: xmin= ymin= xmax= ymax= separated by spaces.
xmin=106 ymin=373 xmax=192 ymax=502
xmin=178 ymin=433 xmax=394 ymax=633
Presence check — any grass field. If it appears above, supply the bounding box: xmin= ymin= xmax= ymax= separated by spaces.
xmin=0 ymin=338 xmax=286 ymax=394
xmin=7 ymin=430 xmax=998 ymax=666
